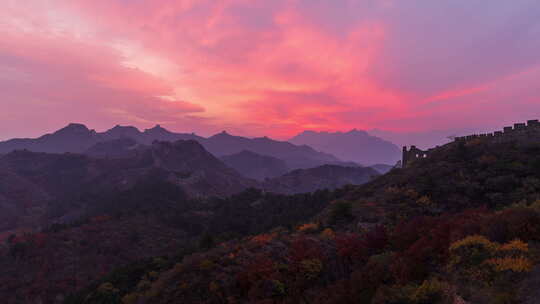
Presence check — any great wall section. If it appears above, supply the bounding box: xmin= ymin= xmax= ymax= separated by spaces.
xmin=402 ymin=119 xmax=540 ymax=167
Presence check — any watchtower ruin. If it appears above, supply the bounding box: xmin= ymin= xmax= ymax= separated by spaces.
xmin=402 ymin=145 xmax=430 ymax=168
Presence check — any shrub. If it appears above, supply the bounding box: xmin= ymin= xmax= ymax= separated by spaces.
xmin=335 ymin=233 xmax=367 ymax=263
xmin=300 ymin=259 xmax=323 ymax=280
xmin=122 ymin=293 xmax=140 ymax=304
xmin=448 ymin=235 xmax=498 ymax=282
xmin=328 ymin=201 xmax=353 ymax=224
xmin=320 ymin=228 xmax=335 ymax=239
xmin=297 ymin=223 xmax=319 ymax=233
xmin=483 ymin=208 xmax=540 ymax=243
xmin=486 ymin=257 xmax=532 ymax=273
xmin=237 ymin=255 xmax=276 ymax=289
xmin=411 ymin=278 xmax=449 ymax=304
xmin=288 ymin=237 xmax=324 ymax=263
xmin=136 ymin=279 xmax=151 ymax=291
xmin=199 ymin=259 xmax=215 ymax=270
xmin=271 ymin=280 xmax=286 ymax=297
xmin=416 ymin=196 xmax=432 ymax=206
xmin=498 ymin=239 xmax=528 ymax=253
xmin=372 ymin=284 xmax=416 ymax=304
xmin=83 ymin=282 xmax=122 ymax=303
xmin=209 ymin=281 xmax=220 ymax=293
xmin=449 ymin=235 xmax=534 ymax=290
xmin=528 ymin=199 xmax=540 ymax=212
xmin=363 ymin=225 xmax=389 ymax=254
xmin=251 ymin=233 xmax=276 ymax=244
xmin=449 ymin=235 xmax=498 ymax=252
xmin=391 ymin=253 xmax=429 ymax=284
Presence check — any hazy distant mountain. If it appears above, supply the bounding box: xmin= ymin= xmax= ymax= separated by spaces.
xmin=101 ymin=125 xmax=141 ymax=141
xmin=141 ymin=125 xmax=204 ymax=143
xmin=370 ymin=163 xmax=394 ymax=174
xmin=0 ymin=124 xmax=204 ymax=154
xmin=262 ymin=164 xmax=379 ymax=194
xmin=289 ymin=129 xmax=401 ymax=165
xmin=85 ymin=138 xmax=141 ymax=158
xmin=221 ymin=150 xmax=290 ymax=181
xmin=0 ymin=123 xmax=100 ymax=154
xmin=100 ymin=124 xmax=204 ymax=144
xmin=0 ymin=123 xmax=353 ymax=170
xmin=204 ymin=131 xmax=352 ymax=169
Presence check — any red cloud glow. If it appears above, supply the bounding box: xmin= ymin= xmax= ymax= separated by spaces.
xmin=1 ymin=0 xmax=540 ymax=143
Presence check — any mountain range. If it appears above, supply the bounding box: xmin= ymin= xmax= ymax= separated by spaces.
xmin=3 ymin=123 xmax=540 ymax=303
xmin=289 ymin=129 xmax=401 ymax=165
xmin=100 ymin=128 xmax=540 ymax=304
xmin=0 ymin=138 xmax=380 ymax=234
xmin=0 ymin=123 xmax=362 ymax=171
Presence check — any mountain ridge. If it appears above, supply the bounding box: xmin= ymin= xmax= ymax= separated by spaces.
xmin=262 ymin=164 xmax=379 ymax=194
xmin=0 ymin=123 xmax=354 ymax=170
xmin=289 ymin=129 xmax=401 ymax=166
xmin=220 ymin=150 xmax=290 ymax=181
xmin=44 ymin=130 xmax=540 ymax=304
xmin=3 ymin=124 xmax=540 ymax=303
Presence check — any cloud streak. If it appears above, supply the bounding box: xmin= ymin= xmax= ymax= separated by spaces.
xmin=1 ymin=0 xmax=540 ymax=142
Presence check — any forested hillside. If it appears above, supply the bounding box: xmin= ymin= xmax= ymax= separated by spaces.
xmin=2 ymin=134 xmax=540 ymax=303
xmin=0 ymin=183 xmax=338 ymax=303
xmin=60 ymin=137 xmax=540 ymax=304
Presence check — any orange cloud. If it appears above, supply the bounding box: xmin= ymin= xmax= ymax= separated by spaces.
xmin=2 ymin=0 xmax=540 ymax=142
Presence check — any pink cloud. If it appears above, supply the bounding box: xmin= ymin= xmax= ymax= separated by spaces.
xmin=0 ymin=12 xmax=208 ymax=139
xmin=2 ymin=0 xmax=540 ymax=143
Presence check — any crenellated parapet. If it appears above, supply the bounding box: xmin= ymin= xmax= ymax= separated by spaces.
xmin=453 ymin=119 xmax=540 ymax=143
xmin=403 ymin=119 xmax=540 ymax=167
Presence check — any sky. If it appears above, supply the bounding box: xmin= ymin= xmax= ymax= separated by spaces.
xmin=2 ymin=0 xmax=540 ymax=146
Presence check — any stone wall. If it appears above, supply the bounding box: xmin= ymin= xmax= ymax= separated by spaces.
xmin=402 ymin=119 xmax=540 ymax=167
xmin=453 ymin=119 xmax=540 ymax=143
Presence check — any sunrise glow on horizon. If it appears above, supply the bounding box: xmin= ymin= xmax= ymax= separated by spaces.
xmin=2 ymin=0 xmax=540 ymax=142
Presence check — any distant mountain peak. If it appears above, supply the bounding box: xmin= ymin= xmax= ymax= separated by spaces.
xmin=211 ymin=130 xmax=234 ymax=138
xmin=345 ymin=128 xmax=368 ymax=136
xmin=298 ymin=130 xmax=319 ymax=135
xmin=107 ymin=125 xmax=140 ymax=134
xmin=289 ymin=129 xmax=401 ymax=165
xmin=103 ymin=125 xmax=141 ymax=140
xmin=298 ymin=129 xmax=369 ymax=137
xmin=55 ymin=123 xmax=90 ymax=134
xmin=144 ymin=124 xmax=171 ymax=134
xmin=51 ymin=123 xmax=97 ymax=139
xmin=220 ymin=150 xmax=290 ymax=181
xmin=66 ymin=122 xmax=87 ymax=128
xmin=0 ymin=124 xmax=348 ymax=171
xmin=110 ymin=124 xmax=139 ymax=131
